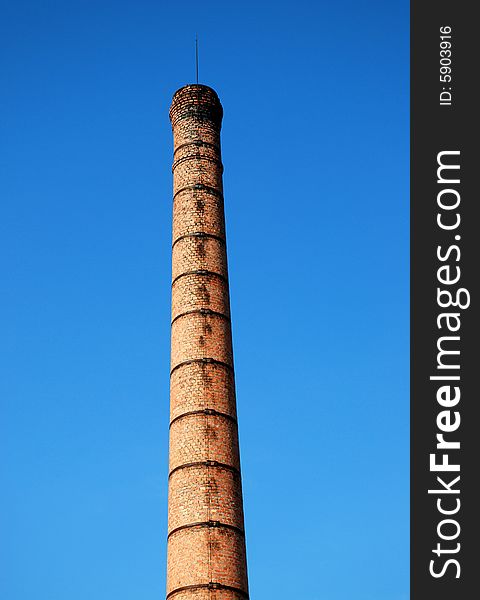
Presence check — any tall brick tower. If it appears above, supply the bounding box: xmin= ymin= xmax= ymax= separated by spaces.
xmin=167 ymin=84 xmax=249 ymax=600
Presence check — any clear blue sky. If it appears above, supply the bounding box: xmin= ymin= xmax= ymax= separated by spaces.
xmin=0 ymin=1 xmax=409 ymax=599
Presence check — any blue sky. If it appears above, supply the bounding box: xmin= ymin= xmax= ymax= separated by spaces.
xmin=0 ymin=1 xmax=409 ymax=598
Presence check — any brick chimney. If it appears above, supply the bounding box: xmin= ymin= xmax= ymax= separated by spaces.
xmin=167 ymin=84 xmax=249 ymax=600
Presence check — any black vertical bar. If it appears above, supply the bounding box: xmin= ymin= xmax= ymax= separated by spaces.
xmin=195 ymin=35 xmax=199 ymax=84
xmin=411 ymin=2 xmax=478 ymax=598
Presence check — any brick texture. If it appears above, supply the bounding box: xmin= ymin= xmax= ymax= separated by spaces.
xmin=167 ymin=85 xmax=249 ymax=600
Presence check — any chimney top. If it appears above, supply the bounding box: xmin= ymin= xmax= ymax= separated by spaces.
xmin=169 ymin=84 xmax=223 ymax=128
